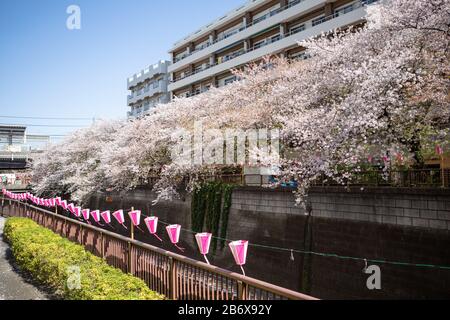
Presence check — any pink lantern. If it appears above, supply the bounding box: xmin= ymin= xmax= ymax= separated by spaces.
xmin=112 ymin=210 xmax=127 ymax=228
xmin=91 ymin=210 xmax=101 ymax=223
xmin=39 ymin=198 xmax=45 ymax=206
xmin=49 ymin=198 xmax=56 ymax=207
xmin=166 ymin=224 xmax=184 ymax=252
xmin=128 ymin=210 xmax=141 ymax=226
xmin=55 ymin=197 xmax=61 ymax=206
xmin=195 ymin=233 xmax=212 ymax=264
xmin=67 ymin=203 xmax=75 ymax=214
xmin=144 ymin=216 xmax=163 ymax=242
xmin=436 ymin=145 xmax=444 ymax=155
xmin=100 ymin=210 xmax=111 ymax=224
xmin=60 ymin=200 xmax=68 ymax=210
xmin=81 ymin=209 xmax=90 ymax=220
xmin=73 ymin=206 xmax=82 ymax=218
xmin=229 ymin=240 xmax=248 ymax=276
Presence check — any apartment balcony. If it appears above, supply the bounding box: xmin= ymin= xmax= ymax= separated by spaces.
xmin=0 ymin=151 xmax=30 ymax=160
xmin=168 ymin=0 xmax=328 ymax=73
xmin=127 ymin=81 xmax=168 ymax=106
xmin=127 ymin=61 xmax=170 ymax=90
xmin=168 ymin=1 xmax=371 ymax=93
xmin=127 ymin=108 xmax=144 ymax=119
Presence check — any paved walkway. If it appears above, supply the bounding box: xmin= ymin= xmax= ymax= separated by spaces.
xmin=0 ymin=216 xmax=49 ymax=300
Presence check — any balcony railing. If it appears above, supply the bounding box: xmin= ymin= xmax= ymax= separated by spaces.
xmin=173 ymin=0 xmax=306 ymax=64
xmin=171 ymin=0 xmax=375 ymax=84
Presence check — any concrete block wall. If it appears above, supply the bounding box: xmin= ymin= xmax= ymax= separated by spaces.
xmin=87 ymin=186 xmax=450 ymax=299
xmin=232 ymin=186 xmax=450 ymax=230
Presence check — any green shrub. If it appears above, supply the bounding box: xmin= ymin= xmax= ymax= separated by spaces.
xmin=3 ymin=217 xmax=165 ymax=300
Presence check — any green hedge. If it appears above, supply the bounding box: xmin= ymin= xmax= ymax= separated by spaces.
xmin=3 ymin=217 xmax=165 ymax=300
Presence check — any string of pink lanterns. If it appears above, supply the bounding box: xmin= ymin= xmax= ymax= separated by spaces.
xmin=2 ymin=189 xmax=249 ymax=275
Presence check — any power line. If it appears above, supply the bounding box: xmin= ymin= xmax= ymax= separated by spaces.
xmin=138 ymin=212 xmax=450 ymax=271
xmin=0 ymin=115 xmax=93 ymax=121
xmin=0 ymin=123 xmax=87 ymax=128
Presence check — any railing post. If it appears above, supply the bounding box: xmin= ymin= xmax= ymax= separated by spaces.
xmin=237 ymin=280 xmax=247 ymax=300
xmin=101 ymin=232 xmax=105 ymax=259
xmin=169 ymin=257 xmax=177 ymax=300
xmin=128 ymin=241 xmax=132 ymax=274
xmin=130 ymin=207 xmax=135 ymax=240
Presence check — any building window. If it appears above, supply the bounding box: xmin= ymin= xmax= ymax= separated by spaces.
xmin=195 ymin=65 xmax=203 ymax=73
xmin=224 ymin=76 xmax=237 ymax=86
xmin=312 ymin=15 xmax=325 ymax=26
xmin=252 ymin=4 xmax=281 ymax=25
xmin=195 ymin=39 xmax=210 ymax=51
xmin=253 ymin=39 xmax=265 ymax=50
xmin=217 ymin=23 xmax=244 ymax=41
xmin=289 ymin=50 xmax=311 ymax=61
xmin=335 ymin=3 xmax=354 ymax=16
xmin=270 ymin=34 xmax=281 ymax=43
xmin=290 ymin=23 xmax=305 ymax=35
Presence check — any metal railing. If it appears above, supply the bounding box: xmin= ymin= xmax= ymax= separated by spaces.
xmin=140 ymin=169 xmax=450 ymax=189
xmin=0 ymin=197 xmax=317 ymax=300
xmin=309 ymin=169 xmax=450 ymax=188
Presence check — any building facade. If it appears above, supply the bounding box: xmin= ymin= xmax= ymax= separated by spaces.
xmin=168 ymin=0 xmax=377 ymax=99
xmin=0 ymin=125 xmax=51 ymax=170
xmin=127 ymin=60 xmax=171 ymax=119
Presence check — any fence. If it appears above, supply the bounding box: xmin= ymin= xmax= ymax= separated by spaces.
xmin=141 ymin=169 xmax=449 ymax=190
xmin=312 ymin=168 xmax=450 ymax=188
xmin=0 ymin=197 xmax=317 ymax=301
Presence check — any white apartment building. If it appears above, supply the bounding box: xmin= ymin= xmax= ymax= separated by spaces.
xmin=168 ymin=0 xmax=378 ymax=98
xmin=127 ymin=60 xmax=171 ymax=119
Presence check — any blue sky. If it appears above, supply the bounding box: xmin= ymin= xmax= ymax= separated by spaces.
xmin=0 ymin=0 xmax=244 ymax=139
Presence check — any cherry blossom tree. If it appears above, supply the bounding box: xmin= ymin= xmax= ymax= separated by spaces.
xmin=31 ymin=0 xmax=449 ymax=205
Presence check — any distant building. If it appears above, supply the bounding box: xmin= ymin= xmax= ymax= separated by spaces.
xmin=127 ymin=60 xmax=171 ymax=119
xmin=0 ymin=125 xmax=49 ymax=170
xmin=167 ymin=0 xmax=378 ymax=98
xmin=125 ymin=0 xmax=378 ymax=113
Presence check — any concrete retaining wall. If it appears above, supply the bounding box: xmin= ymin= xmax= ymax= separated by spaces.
xmin=86 ymin=186 xmax=450 ymax=299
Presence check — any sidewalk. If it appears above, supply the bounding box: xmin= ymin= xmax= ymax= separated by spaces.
xmin=0 ymin=217 xmax=49 ymax=300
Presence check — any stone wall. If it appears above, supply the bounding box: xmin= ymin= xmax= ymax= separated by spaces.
xmin=233 ymin=186 xmax=450 ymax=230
xmin=87 ymin=186 xmax=450 ymax=299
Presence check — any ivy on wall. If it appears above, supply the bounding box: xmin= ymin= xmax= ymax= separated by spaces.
xmin=219 ymin=184 xmax=233 ymax=249
xmin=191 ymin=182 xmax=234 ymax=253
